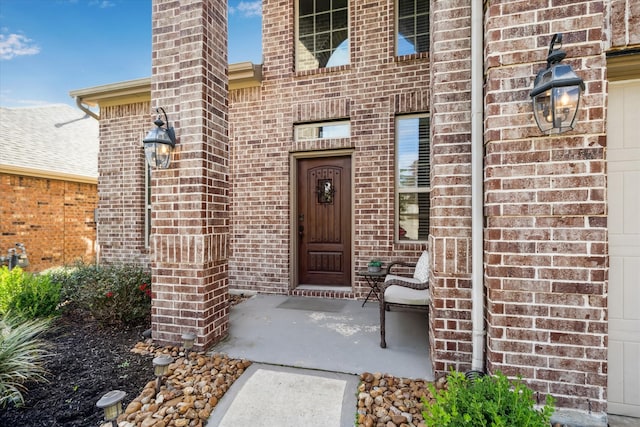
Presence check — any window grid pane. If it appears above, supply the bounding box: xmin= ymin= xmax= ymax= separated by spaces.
xmin=397 ymin=0 xmax=429 ymax=55
xmin=298 ymin=0 xmax=349 ymax=70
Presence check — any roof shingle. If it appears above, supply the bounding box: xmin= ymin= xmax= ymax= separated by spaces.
xmin=0 ymin=104 xmax=99 ymax=179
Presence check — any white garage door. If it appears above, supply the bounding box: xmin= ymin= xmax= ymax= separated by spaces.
xmin=607 ymin=79 xmax=640 ymax=418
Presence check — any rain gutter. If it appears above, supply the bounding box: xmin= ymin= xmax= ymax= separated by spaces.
xmin=471 ymin=0 xmax=486 ymax=372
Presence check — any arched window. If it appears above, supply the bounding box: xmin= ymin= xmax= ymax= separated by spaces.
xmin=297 ymin=0 xmax=349 ymax=71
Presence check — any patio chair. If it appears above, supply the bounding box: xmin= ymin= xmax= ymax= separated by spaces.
xmin=380 ymin=250 xmax=431 ymax=348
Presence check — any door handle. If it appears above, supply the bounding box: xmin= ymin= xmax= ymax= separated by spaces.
xmin=298 ymin=225 xmax=304 ymax=238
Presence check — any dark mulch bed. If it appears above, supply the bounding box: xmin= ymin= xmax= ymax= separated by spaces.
xmin=0 ymin=309 xmax=153 ymax=427
xmin=0 ymin=294 xmax=251 ymax=427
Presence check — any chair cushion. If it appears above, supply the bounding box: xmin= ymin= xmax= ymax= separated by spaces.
xmin=384 ymin=285 xmax=431 ymax=306
xmin=413 ymin=251 xmax=429 ymax=283
xmin=384 ymin=274 xmax=425 ymax=286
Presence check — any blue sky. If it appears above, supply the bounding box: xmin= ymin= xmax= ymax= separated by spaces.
xmin=0 ymin=0 xmax=262 ymax=108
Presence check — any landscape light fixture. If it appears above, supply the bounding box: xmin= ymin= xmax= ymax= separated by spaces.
xmin=182 ymin=332 xmax=196 ymax=359
xmin=143 ymin=107 xmax=176 ymax=169
xmin=530 ymin=33 xmax=585 ymax=134
xmin=152 ymin=355 xmax=173 ymax=393
xmin=96 ymin=390 xmax=126 ymax=427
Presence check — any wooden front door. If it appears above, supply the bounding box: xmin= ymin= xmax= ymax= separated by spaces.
xmin=297 ymin=156 xmax=351 ymax=286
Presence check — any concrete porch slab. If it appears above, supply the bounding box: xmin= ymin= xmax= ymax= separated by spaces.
xmin=211 ymin=293 xmax=433 ymax=380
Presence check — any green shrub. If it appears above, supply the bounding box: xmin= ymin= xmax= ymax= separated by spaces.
xmin=9 ymin=275 xmax=60 ymax=319
xmin=0 ymin=267 xmax=61 ymax=319
xmin=49 ymin=262 xmax=151 ymax=326
xmin=0 ymin=267 xmax=23 ymax=314
xmin=47 ymin=262 xmax=105 ymax=311
xmin=0 ymin=315 xmax=51 ymax=408
xmin=422 ymin=370 xmax=554 ymax=427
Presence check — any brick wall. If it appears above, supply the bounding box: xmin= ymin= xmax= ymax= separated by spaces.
xmin=428 ymin=1 xmax=473 ymax=375
xmin=229 ymin=0 xmax=430 ymax=299
xmin=484 ymin=0 xmax=608 ymax=413
xmin=97 ymin=103 xmax=150 ymax=268
xmin=150 ymin=0 xmax=229 ymax=350
xmin=610 ymin=0 xmax=640 ymax=47
xmin=0 ymin=173 xmax=97 ymax=272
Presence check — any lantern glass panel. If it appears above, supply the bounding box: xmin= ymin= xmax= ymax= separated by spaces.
xmin=533 ymin=90 xmax=553 ymax=133
xmin=552 ymin=85 xmax=581 ymax=131
xmin=104 ymin=401 xmax=122 ymax=420
xmin=144 ymin=142 xmax=171 ymax=169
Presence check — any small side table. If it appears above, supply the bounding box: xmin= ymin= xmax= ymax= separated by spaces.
xmin=357 ymin=269 xmax=387 ymax=307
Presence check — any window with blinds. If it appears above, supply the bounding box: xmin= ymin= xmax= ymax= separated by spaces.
xmin=396 ymin=114 xmax=430 ymax=242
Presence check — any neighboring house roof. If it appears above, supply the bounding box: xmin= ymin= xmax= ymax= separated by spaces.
xmin=0 ymin=104 xmax=99 ymax=184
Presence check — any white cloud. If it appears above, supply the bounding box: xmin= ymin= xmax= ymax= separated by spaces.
xmin=229 ymin=1 xmax=261 ymax=18
xmin=0 ymin=33 xmax=40 ymax=60
xmin=89 ymin=0 xmax=116 ymax=8
xmin=0 ymin=90 xmax=51 ymax=108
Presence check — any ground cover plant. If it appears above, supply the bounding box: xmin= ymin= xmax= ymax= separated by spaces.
xmin=422 ymin=370 xmax=555 ymax=427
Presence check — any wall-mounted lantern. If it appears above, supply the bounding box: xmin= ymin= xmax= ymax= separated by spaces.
xmin=143 ymin=107 xmax=176 ymax=169
xmin=530 ymin=33 xmax=585 ymax=134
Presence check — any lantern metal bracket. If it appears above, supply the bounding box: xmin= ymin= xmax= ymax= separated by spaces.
xmin=153 ymin=107 xmax=176 ymax=147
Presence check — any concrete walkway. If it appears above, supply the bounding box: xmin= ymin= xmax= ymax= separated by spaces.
xmin=206 ymin=293 xmax=432 ymax=426
xmin=206 ymin=363 xmax=360 ymax=427
xmin=206 ymin=293 xmax=639 ymax=427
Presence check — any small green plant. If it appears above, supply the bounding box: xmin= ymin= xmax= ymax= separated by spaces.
xmin=0 ymin=267 xmax=24 ymax=314
xmin=8 ymin=275 xmax=61 ymax=319
xmin=368 ymin=260 xmax=382 ymax=267
xmin=422 ymin=370 xmax=554 ymax=427
xmin=0 ymin=267 xmax=61 ymax=319
xmin=0 ymin=315 xmax=51 ymax=408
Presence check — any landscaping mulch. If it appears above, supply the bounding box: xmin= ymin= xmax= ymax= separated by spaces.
xmin=0 ymin=308 xmax=153 ymax=427
xmin=0 ymin=294 xmax=251 ymax=427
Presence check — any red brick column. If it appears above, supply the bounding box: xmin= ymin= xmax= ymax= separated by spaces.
xmin=484 ymin=1 xmax=607 ymax=412
xmin=429 ymin=1 xmax=473 ymax=375
xmin=150 ymin=0 xmax=229 ymax=350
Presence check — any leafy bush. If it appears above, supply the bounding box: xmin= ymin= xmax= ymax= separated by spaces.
xmin=422 ymin=370 xmax=555 ymax=427
xmin=0 ymin=267 xmax=61 ymax=319
xmin=0 ymin=267 xmax=23 ymax=314
xmin=50 ymin=262 xmax=151 ymax=326
xmin=0 ymin=315 xmax=51 ymax=408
